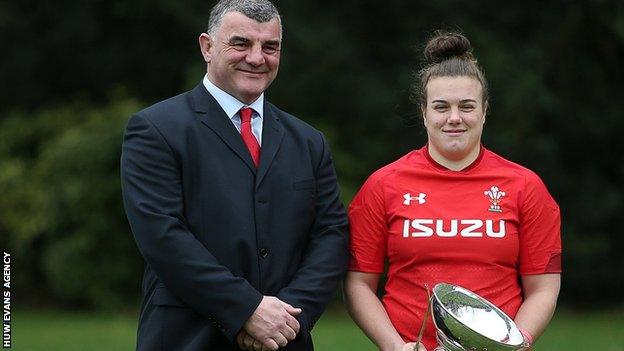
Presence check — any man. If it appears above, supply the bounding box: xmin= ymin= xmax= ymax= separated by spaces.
xmin=120 ymin=1 xmax=349 ymax=350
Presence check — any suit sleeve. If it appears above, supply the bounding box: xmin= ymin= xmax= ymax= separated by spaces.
xmin=120 ymin=114 xmax=262 ymax=340
xmin=276 ymin=131 xmax=349 ymax=339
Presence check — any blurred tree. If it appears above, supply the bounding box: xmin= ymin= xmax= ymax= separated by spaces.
xmin=0 ymin=96 xmax=142 ymax=308
xmin=0 ymin=0 xmax=206 ymax=114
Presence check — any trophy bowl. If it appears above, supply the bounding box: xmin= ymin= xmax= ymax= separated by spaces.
xmin=431 ymin=283 xmax=528 ymax=351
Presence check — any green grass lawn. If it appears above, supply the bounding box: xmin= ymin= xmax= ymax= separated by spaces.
xmin=10 ymin=307 xmax=624 ymax=350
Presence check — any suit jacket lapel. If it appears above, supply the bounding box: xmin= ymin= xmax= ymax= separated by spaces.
xmin=190 ymin=84 xmax=257 ymax=174
xmin=256 ymin=102 xmax=284 ymax=188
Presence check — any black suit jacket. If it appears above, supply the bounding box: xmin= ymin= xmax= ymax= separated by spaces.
xmin=120 ymin=83 xmax=349 ymax=350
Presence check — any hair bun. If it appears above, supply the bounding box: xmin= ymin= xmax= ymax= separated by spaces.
xmin=424 ymin=31 xmax=474 ymax=64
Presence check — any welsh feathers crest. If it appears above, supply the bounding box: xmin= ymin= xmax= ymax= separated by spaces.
xmin=484 ymin=186 xmax=505 ymax=213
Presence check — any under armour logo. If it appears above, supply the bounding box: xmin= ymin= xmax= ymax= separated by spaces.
xmin=403 ymin=192 xmax=426 ymax=205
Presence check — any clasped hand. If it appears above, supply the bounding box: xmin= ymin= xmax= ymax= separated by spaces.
xmin=237 ymin=296 xmax=302 ymax=351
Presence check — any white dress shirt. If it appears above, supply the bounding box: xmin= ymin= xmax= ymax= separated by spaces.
xmin=202 ymin=75 xmax=263 ymax=145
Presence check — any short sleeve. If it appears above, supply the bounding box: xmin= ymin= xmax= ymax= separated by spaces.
xmin=348 ymin=172 xmax=389 ymax=273
xmin=518 ymin=172 xmax=562 ymax=275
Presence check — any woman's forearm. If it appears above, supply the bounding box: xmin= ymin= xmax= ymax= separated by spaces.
xmin=514 ymin=273 xmax=561 ymax=341
xmin=344 ymin=272 xmax=406 ymax=351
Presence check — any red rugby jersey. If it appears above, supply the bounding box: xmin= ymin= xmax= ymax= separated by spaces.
xmin=348 ymin=146 xmax=561 ymax=350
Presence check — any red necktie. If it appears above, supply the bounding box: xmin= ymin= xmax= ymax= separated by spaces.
xmin=239 ymin=107 xmax=260 ymax=167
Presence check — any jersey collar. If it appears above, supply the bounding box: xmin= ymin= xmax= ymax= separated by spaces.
xmin=423 ymin=144 xmax=485 ymax=172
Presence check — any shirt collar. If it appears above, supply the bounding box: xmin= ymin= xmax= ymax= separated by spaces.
xmin=423 ymin=143 xmax=484 ymax=172
xmin=202 ymin=75 xmax=264 ymax=120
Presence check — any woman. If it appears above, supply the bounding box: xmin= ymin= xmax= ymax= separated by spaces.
xmin=344 ymin=31 xmax=561 ymax=351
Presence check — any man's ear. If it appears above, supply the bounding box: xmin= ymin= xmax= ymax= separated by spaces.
xmin=421 ymin=105 xmax=427 ymax=126
xmin=198 ymin=33 xmax=212 ymax=63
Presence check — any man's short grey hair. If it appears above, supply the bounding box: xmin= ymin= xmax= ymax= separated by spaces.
xmin=207 ymin=0 xmax=282 ymax=36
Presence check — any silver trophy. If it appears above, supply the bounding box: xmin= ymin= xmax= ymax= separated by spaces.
xmin=430 ymin=283 xmax=531 ymax=351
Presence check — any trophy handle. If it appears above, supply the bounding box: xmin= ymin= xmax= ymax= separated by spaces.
xmin=435 ymin=330 xmax=466 ymax=351
xmin=415 ymin=283 xmax=432 ymax=348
